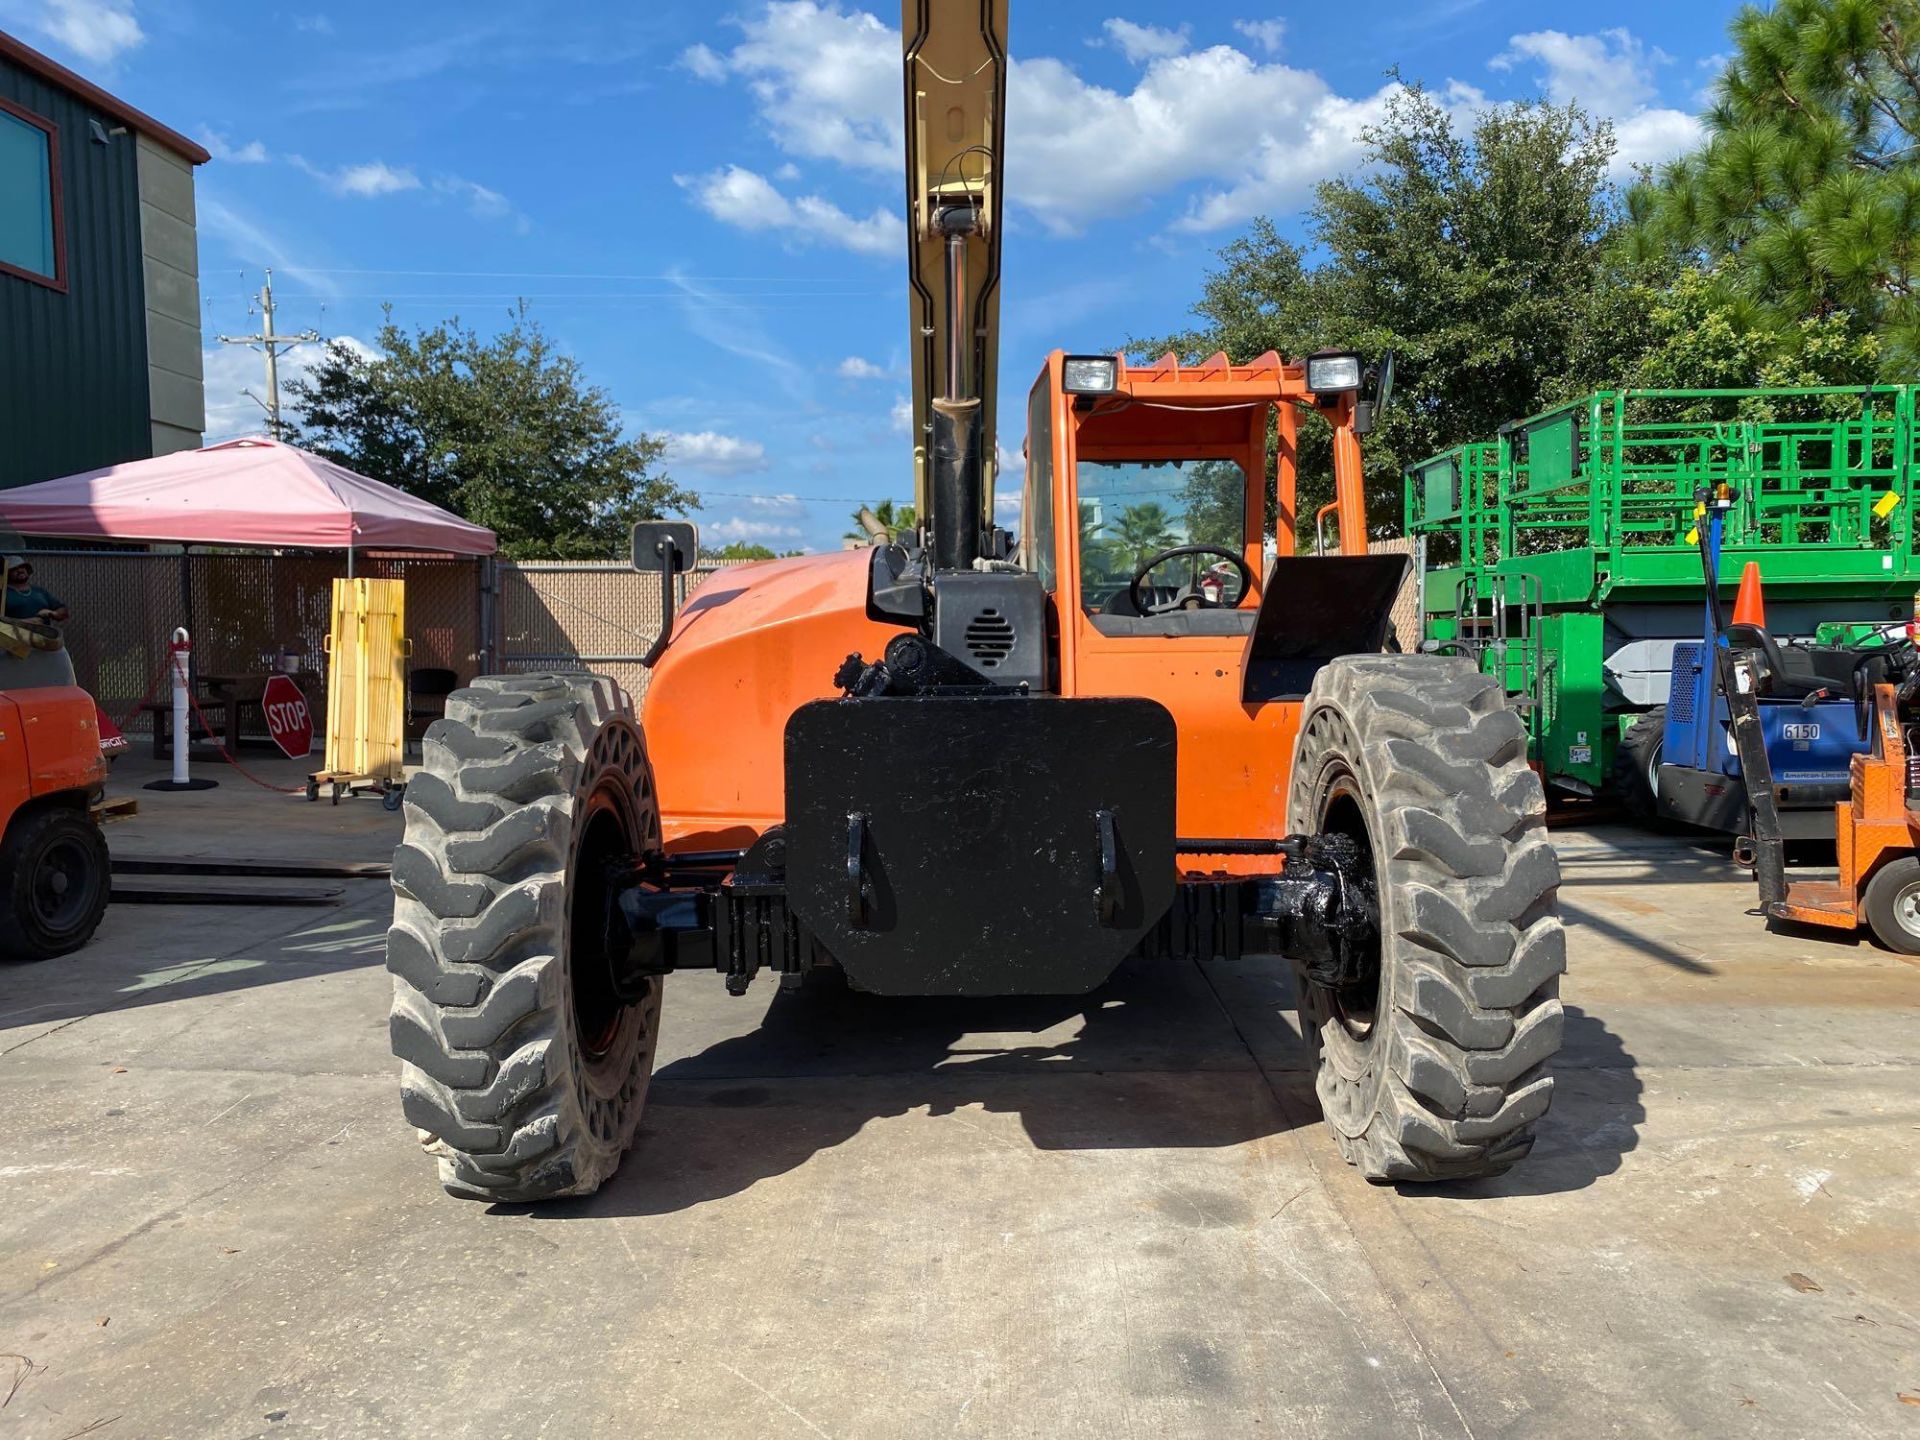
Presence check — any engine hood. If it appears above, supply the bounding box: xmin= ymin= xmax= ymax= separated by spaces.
xmin=640 ymin=549 xmax=905 ymax=848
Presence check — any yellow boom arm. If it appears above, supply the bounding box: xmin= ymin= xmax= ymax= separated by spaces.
xmin=901 ymin=0 xmax=1008 ymax=523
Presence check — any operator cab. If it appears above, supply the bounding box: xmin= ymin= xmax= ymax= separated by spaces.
xmin=1020 ymin=348 xmax=1390 ymax=648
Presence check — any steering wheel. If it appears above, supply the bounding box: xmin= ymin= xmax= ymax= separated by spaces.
xmin=1127 ymin=544 xmax=1254 ymax=617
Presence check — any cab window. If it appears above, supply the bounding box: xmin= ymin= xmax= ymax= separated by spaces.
xmin=1076 ymin=458 xmax=1246 ymax=613
xmin=1023 ymin=379 xmax=1056 ymax=590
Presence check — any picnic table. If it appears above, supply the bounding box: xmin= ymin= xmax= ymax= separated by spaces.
xmin=143 ymin=671 xmax=323 ymax=759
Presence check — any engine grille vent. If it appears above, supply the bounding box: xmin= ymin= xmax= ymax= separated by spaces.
xmin=963 ymin=608 xmax=1017 ymax=669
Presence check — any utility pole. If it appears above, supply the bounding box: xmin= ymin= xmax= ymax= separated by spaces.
xmin=215 ymin=269 xmax=321 ymax=439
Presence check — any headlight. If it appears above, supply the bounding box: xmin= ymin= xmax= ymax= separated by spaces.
xmin=1306 ymin=352 xmax=1362 ymax=394
xmin=1062 ymin=355 xmax=1118 ymax=394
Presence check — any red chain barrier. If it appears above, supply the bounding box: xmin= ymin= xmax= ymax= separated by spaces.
xmin=177 ymin=681 xmax=308 ymax=795
xmin=106 ymin=653 xmax=176 ymax=737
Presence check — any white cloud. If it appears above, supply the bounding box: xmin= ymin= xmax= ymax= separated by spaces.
xmin=434 ymin=175 xmax=520 ymax=226
xmin=1492 ymin=28 xmax=1703 ymax=173
xmin=1015 ymin=48 xmax=1394 ymax=235
xmin=890 ymin=395 xmax=912 ymax=434
xmin=334 ymin=161 xmax=419 ymax=196
xmin=678 ymin=164 xmax=899 ymax=257
xmin=686 ymin=5 xmax=1394 ymax=236
xmin=1233 ymin=19 xmax=1285 ymax=54
xmin=995 ymin=439 xmax=1025 ymax=478
xmin=662 ymin=431 xmax=771 ymax=476
xmin=1097 ymin=19 xmax=1189 ymax=64
xmin=3 ymin=0 xmax=144 ymax=65
xmin=702 ymin=1 xmax=899 ymax=170
xmin=708 ymin=515 xmax=806 ymax=545
xmin=682 ymin=8 xmax=1696 ymax=239
xmin=1493 ymin=27 xmax=1659 ymax=116
xmin=994 ymin=486 xmax=1021 ymax=522
xmin=291 ymin=157 xmax=421 ymax=197
xmin=293 ymin=14 xmax=332 ymax=35
xmin=705 ymin=494 xmax=808 ymax=547
xmin=202 ymin=334 xmax=376 ymax=443
xmin=1611 ymin=108 xmax=1706 ymax=174
xmin=836 ymin=355 xmax=887 ymax=380
xmin=200 ymin=129 xmax=269 ymax=164
xmin=679 ymin=41 xmax=727 ymax=82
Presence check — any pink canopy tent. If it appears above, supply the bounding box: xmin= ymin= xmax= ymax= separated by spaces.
xmin=0 ymin=438 xmax=497 ymax=564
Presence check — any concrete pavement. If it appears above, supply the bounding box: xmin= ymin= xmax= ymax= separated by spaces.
xmin=2 ymin=755 xmax=1917 ymax=1437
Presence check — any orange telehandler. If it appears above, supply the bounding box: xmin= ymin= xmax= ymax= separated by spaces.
xmin=386 ymin=0 xmax=1565 ymax=1200
xmin=0 ymin=614 xmax=111 ymax=961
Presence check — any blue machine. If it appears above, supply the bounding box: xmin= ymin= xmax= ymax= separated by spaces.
xmin=1656 ymin=502 xmax=1874 ymax=839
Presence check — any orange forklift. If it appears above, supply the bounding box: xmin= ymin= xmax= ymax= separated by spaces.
xmin=1693 ymin=487 xmax=1920 ymax=954
xmin=0 ymin=612 xmax=111 ymax=961
xmin=1745 ymin=668 xmax=1920 ymax=955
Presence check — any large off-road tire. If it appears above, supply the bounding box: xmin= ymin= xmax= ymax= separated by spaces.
xmin=386 ymin=673 xmax=665 ymax=1202
xmin=1612 ymin=712 xmax=1666 ymax=824
xmin=0 ymin=803 xmax=111 ymax=962
xmin=1287 ymin=655 xmax=1565 ymax=1182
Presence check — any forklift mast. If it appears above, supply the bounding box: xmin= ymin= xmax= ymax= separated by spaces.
xmin=901 ymin=0 xmax=1008 ymax=540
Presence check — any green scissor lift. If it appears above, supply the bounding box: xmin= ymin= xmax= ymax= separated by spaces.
xmin=1405 ymin=385 xmax=1920 ymax=799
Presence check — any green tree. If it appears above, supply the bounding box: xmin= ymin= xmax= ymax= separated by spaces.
xmin=1631 ymin=0 xmax=1920 ymax=372
xmin=1137 ymin=87 xmax=1622 ymax=536
xmin=288 ymin=306 xmax=694 ymax=559
xmin=702 ymin=541 xmax=804 ymax=561
xmin=1580 ymin=265 xmax=1881 ymax=418
xmin=844 ymin=498 xmax=917 ymax=542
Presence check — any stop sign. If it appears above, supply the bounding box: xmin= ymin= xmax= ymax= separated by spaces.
xmin=261 ymin=674 xmax=314 ymax=759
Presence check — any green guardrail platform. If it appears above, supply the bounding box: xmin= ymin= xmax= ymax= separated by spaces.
xmin=1404 ymin=386 xmax=1920 ymax=796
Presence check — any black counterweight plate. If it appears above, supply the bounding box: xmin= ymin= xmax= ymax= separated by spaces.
xmin=784 ymin=695 xmax=1177 ymax=996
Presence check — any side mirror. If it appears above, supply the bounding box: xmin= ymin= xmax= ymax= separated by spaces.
xmin=1373 ymin=349 xmax=1397 ymax=416
xmin=632 ymin=521 xmax=698 ymax=573
xmin=1351 ymin=351 xmax=1398 ymax=438
xmin=633 ymin=521 xmax=699 ymax=668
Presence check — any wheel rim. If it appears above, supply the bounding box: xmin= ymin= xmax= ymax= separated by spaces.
xmin=568 ymin=791 xmax=633 ymax=1062
xmin=562 ymin=717 xmax=662 ymax=1092
xmin=1317 ymin=769 xmax=1382 ymax=1037
xmin=30 ymin=832 xmax=100 ymax=938
xmin=1644 ymin=737 xmax=1662 ymax=802
xmin=1894 ymin=883 xmax=1920 ymax=938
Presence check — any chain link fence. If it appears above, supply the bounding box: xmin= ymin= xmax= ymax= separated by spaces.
xmin=18 ymin=547 xmax=486 ymax=736
xmin=19 ymin=547 xmax=747 ymax=737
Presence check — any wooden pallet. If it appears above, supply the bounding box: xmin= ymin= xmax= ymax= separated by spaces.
xmin=92 ymin=795 xmax=139 ymax=823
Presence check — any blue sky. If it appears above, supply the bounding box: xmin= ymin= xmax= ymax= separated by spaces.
xmin=2 ymin=0 xmax=1742 ymax=551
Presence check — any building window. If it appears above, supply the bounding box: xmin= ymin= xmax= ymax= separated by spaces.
xmin=0 ymin=99 xmax=63 ymax=288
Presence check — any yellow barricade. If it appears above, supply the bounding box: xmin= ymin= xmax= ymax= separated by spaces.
xmin=311 ymin=577 xmax=408 ymax=799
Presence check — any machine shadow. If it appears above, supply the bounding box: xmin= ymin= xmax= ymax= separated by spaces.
xmin=535 ymin=956 xmax=1317 ymax=1221
xmin=532 ymin=972 xmax=1638 ymax=1217
xmin=0 ymin=897 xmax=392 ymax=1033
xmin=1397 ymin=1004 xmax=1643 ymax=1200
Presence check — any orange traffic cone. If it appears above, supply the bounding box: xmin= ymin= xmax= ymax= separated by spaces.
xmin=1731 ymin=561 xmax=1767 ymax=629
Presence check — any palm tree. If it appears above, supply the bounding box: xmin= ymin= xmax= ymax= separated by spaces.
xmin=1105 ymin=502 xmax=1180 ymax=571
xmin=844 ymin=498 xmax=917 ymax=543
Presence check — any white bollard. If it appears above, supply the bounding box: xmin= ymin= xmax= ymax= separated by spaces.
xmin=144 ymin=627 xmax=218 ymax=792
xmin=169 ymin=629 xmax=189 ymax=785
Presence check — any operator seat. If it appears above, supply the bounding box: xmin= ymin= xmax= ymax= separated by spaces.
xmin=1725 ymin=622 xmax=1855 ymax=699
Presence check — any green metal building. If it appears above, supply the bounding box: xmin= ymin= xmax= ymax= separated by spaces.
xmin=0 ymin=29 xmax=209 ymax=490
xmin=1405 ymin=386 xmax=1920 ymax=795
